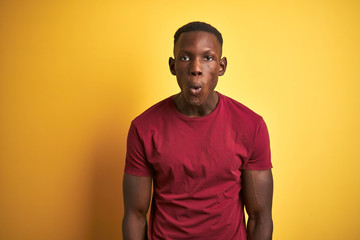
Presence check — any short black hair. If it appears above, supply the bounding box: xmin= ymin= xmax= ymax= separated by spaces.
xmin=174 ymin=21 xmax=223 ymax=46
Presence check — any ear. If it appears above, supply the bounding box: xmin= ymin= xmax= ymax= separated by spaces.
xmin=169 ymin=57 xmax=176 ymax=75
xmin=219 ymin=57 xmax=227 ymax=76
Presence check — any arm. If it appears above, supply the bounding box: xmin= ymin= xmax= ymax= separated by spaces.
xmin=122 ymin=173 xmax=152 ymax=240
xmin=242 ymin=169 xmax=273 ymax=240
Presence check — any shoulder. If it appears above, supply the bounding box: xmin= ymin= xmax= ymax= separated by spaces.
xmin=131 ymin=96 xmax=173 ymax=127
xmin=219 ymin=92 xmax=263 ymax=125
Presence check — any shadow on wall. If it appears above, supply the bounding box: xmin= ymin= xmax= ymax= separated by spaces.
xmin=87 ymin=116 xmax=127 ymax=240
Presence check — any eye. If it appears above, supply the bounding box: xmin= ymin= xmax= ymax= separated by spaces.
xmin=180 ymin=56 xmax=190 ymax=61
xmin=204 ymin=56 xmax=214 ymax=61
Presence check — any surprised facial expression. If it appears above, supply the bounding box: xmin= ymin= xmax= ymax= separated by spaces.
xmin=169 ymin=31 xmax=227 ymax=107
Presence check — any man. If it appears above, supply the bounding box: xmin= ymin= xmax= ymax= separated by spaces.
xmin=123 ymin=21 xmax=273 ymax=240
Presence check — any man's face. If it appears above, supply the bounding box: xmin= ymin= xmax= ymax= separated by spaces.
xmin=169 ymin=31 xmax=227 ymax=107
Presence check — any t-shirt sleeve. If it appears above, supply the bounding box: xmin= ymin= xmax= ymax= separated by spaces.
xmin=243 ymin=118 xmax=273 ymax=170
xmin=124 ymin=123 xmax=153 ymax=177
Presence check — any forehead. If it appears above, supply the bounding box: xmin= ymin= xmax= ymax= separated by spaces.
xmin=174 ymin=31 xmax=221 ymax=55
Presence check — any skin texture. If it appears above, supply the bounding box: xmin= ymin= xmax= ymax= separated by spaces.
xmin=122 ymin=30 xmax=273 ymax=239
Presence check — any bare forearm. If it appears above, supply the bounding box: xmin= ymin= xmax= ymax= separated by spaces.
xmin=247 ymin=215 xmax=273 ymax=240
xmin=122 ymin=213 xmax=148 ymax=240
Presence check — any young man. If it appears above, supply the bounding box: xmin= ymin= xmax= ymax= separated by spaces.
xmin=123 ymin=21 xmax=273 ymax=240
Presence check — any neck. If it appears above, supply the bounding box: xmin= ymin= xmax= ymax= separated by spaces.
xmin=173 ymin=92 xmax=219 ymax=117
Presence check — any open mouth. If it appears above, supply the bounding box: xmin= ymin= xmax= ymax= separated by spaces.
xmin=189 ymin=84 xmax=202 ymax=94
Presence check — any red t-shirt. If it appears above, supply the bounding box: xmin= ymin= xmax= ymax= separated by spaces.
xmin=125 ymin=92 xmax=272 ymax=240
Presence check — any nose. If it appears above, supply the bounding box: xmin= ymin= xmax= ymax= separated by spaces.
xmin=190 ymin=58 xmax=202 ymax=76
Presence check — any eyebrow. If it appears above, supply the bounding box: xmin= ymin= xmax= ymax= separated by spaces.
xmin=177 ymin=49 xmax=218 ymax=55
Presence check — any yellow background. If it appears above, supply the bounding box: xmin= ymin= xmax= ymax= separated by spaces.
xmin=1 ymin=0 xmax=359 ymax=239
